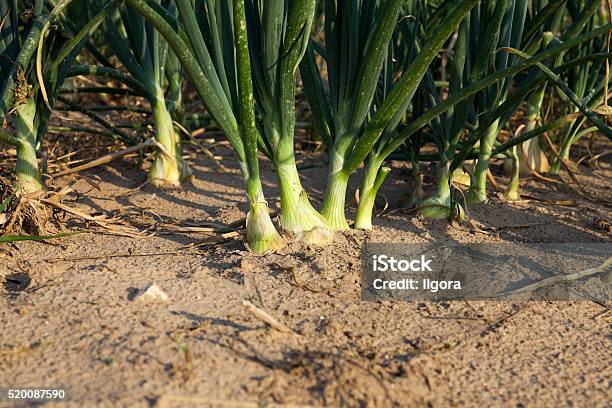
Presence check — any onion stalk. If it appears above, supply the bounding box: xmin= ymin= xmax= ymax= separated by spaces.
xmin=0 ymin=0 xmax=119 ymax=194
xmin=354 ymin=20 xmax=612 ymax=221
xmin=87 ymin=0 xmax=192 ymax=186
xmin=13 ymin=98 xmax=44 ymax=193
xmin=301 ymin=0 xmax=479 ymax=230
xmin=460 ymin=0 xmax=528 ymax=205
xmin=124 ymin=0 xmax=284 ymax=253
xmin=241 ymin=0 xmax=328 ymax=239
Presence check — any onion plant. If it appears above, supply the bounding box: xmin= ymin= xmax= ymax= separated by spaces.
xmin=447 ymin=28 xmax=612 ymax=183
xmin=492 ymin=0 xmax=607 ymax=185
xmin=457 ymin=0 xmax=529 ymax=205
xmin=477 ymin=0 xmax=609 ymax=183
xmin=504 ymin=0 xmax=568 ymax=189
xmin=301 ymin=0 xmax=479 ymax=230
xmin=240 ymin=0 xmax=328 ymax=240
xmin=503 ymin=35 xmax=555 ymax=200
xmin=0 ymin=0 xmax=119 ymax=194
xmin=549 ymin=0 xmax=610 ymax=174
xmin=354 ymin=11 xmax=612 ymax=221
xmin=123 ymin=0 xmax=285 ymax=253
xmin=401 ymin=0 xmax=607 ymax=214
xmin=353 ymin=0 xmax=426 ymax=228
xmin=363 ymin=0 xmax=529 ymax=219
xmin=82 ymin=0 xmax=192 ymax=186
xmin=0 ymin=0 xmax=49 ymax=194
xmin=123 ymin=0 xmax=325 ymax=240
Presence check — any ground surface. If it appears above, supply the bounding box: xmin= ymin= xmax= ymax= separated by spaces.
xmin=0 ymin=137 xmax=610 ymax=407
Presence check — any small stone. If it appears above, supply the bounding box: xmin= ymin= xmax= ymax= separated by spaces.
xmin=135 ymin=283 xmax=169 ymax=302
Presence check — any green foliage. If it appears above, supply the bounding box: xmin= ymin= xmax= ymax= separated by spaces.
xmin=0 ymin=0 xmax=118 ymax=193
xmin=1 ymin=0 xmax=610 ymax=250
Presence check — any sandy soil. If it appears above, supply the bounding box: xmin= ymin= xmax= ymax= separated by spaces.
xmin=0 ymin=138 xmax=610 ymax=407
